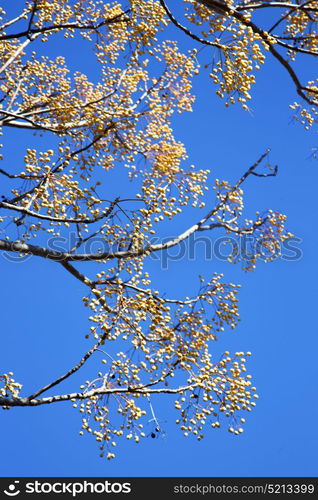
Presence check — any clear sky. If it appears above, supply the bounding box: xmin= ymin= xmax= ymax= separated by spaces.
xmin=1 ymin=1 xmax=317 ymax=477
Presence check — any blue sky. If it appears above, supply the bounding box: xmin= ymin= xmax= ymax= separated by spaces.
xmin=0 ymin=1 xmax=318 ymax=477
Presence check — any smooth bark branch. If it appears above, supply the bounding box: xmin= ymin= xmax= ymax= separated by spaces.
xmin=0 ymin=199 xmax=118 ymax=224
xmin=0 ymin=110 xmax=90 ymax=132
xmin=0 ymin=8 xmax=32 ymax=31
xmin=0 ymin=33 xmax=41 ymax=75
xmin=272 ymin=37 xmax=318 ymax=56
xmin=0 ymin=11 xmax=131 ymax=41
xmin=0 ymin=383 xmax=198 ymax=408
xmin=27 ymin=332 xmax=110 ymax=401
xmin=158 ymin=0 xmax=224 ymax=48
xmin=236 ymin=1 xmax=318 ymax=11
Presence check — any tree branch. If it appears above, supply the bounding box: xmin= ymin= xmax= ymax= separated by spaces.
xmin=0 ymin=11 xmax=131 ymax=41
xmin=158 ymin=0 xmax=224 ymax=48
xmin=236 ymin=1 xmax=318 ymax=11
xmin=0 ymin=33 xmax=40 ymax=75
xmin=194 ymin=0 xmax=318 ymax=106
xmin=1 ymin=383 xmax=198 ymax=408
xmin=27 ymin=332 xmax=110 ymax=401
xmin=0 ymin=198 xmax=119 ymax=224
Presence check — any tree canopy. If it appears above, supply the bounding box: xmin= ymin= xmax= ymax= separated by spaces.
xmin=0 ymin=0 xmax=316 ymax=460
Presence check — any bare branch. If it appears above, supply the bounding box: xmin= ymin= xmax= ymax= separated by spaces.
xmin=1 ymin=383 xmax=198 ymax=408
xmin=272 ymin=36 xmax=318 ymax=56
xmin=236 ymin=1 xmax=318 ymax=11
